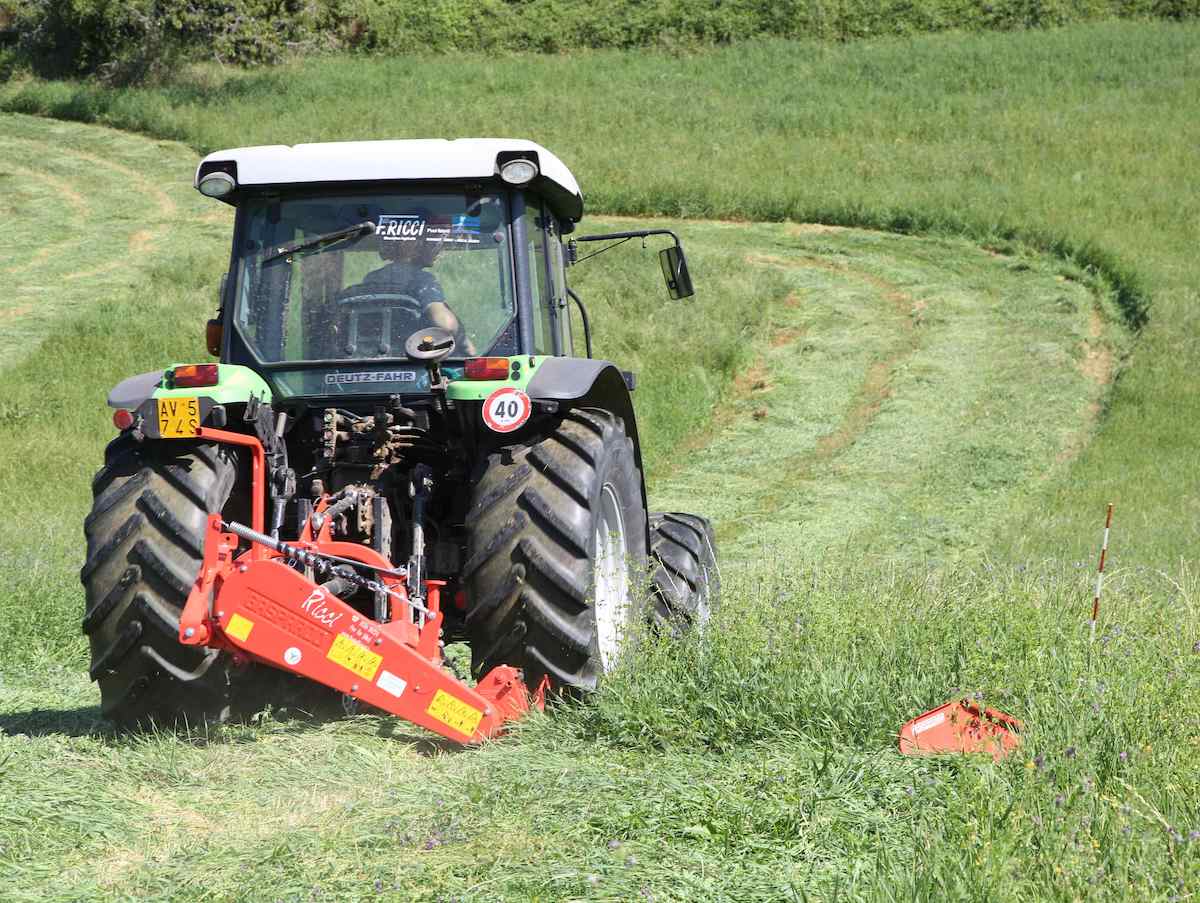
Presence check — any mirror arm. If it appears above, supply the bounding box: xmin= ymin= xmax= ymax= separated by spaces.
xmin=572 ymin=227 xmax=694 ymax=300
xmin=573 ymin=228 xmax=681 ymax=248
xmin=566 ymin=287 xmax=593 ymax=359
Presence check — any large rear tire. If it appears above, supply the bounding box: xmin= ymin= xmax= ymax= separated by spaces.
xmin=464 ymin=408 xmax=647 ymax=692
xmin=647 ymin=512 xmax=719 ymax=633
xmin=82 ymin=436 xmax=258 ymax=727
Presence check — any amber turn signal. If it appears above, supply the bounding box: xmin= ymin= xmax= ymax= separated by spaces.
xmin=206 ymin=319 xmax=222 ymax=356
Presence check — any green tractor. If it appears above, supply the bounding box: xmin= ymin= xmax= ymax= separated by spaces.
xmin=83 ymin=139 xmax=718 ymax=738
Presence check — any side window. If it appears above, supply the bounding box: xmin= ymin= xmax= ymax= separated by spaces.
xmin=524 ymin=201 xmax=556 ymax=355
xmin=546 ymin=217 xmax=572 ymax=356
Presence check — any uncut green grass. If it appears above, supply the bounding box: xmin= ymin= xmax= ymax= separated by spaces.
xmin=2 ymin=20 xmax=1200 ymax=901
xmin=4 ymin=19 xmax=1198 ymax=559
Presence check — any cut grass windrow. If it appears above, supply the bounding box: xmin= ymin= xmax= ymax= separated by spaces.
xmin=0 ymin=115 xmax=227 ymax=369
xmin=652 ymin=225 xmax=1123 ymax=563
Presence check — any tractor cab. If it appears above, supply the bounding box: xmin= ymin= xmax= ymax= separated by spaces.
xmin=196 ymin=139 xmax=688 ymax=402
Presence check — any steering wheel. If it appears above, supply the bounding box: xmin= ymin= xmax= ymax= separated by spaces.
xmin=332 ymin=290 xmax=426 ymax=358
xmin=335 ymin=290 xmax=424 ymax=317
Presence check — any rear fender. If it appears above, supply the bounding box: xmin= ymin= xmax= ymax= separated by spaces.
xmin=526 ymin=358 xmax=649 ymax=536
xmin=106 ymin=364 xmax=273 ymax=410
xmin=107 ymin=370 xmax=165 ymax=409
xmin=152 ymin=364 xmax=273 ymax=406
xmin=108 ymin=364 xmax=273 ymax=440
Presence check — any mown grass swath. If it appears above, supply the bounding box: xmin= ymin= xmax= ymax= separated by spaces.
xmin=1 ymin=20 xmax=1199 ymax=901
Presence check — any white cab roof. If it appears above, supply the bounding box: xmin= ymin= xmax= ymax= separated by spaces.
xmin=196 ymin=138 xmax=583 ymax=221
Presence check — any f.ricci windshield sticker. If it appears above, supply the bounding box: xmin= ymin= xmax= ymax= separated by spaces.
xmin=376 ymin=214 xmax=427 ymax=241
xmin=377 ymin=212 xmax=481 ymax=245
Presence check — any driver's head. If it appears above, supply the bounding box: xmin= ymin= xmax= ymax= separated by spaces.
xmin=380 ymin=236 xmax=442 ymax=266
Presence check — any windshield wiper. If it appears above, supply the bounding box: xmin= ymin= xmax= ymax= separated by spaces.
xmin=261 ymin=221 xmax=375 ymax=264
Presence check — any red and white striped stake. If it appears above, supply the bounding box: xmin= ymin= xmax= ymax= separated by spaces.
xmin=1090 ymin=503 xmax=1114 ymax=642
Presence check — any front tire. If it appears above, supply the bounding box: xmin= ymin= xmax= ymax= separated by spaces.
xmin=464 ymin=408 xmax=648 ymax=691
xmin=647 ymin=512 xmax=720 ymax=634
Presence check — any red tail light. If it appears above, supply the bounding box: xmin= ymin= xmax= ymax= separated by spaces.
xmin=464 ymin=357 xmax=511 ymax=380
xmin=172 ymin=364 xmax=220 ymax=388
xmin=112 ymin=409 xmax=135 ymax=431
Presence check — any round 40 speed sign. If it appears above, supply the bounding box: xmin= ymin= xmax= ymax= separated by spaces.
xmin=482 ymin=387 xmax=532 ymax=433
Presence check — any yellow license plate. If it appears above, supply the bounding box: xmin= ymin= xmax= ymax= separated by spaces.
xmin=157 ymin=397 xmax=200 ymax=438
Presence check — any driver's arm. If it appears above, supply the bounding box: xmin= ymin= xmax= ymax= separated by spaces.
xmin=424 ymin=300 xmax=477 ymax=355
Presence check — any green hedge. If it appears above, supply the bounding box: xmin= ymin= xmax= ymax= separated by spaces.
xmin=5 ymin=0 xmax=1198 ymax=80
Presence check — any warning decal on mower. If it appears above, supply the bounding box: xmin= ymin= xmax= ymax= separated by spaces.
xmin=326 ymin=632 xmax=382 ymax=681
xmin=482 ymin=387 xmax=531 ymax=433
xmin=226 ymin=613 xmax=254 ymax=643
xmin=425 ymin=689 xmax=484 ymax=737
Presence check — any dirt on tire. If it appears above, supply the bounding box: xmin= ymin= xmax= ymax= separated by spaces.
xmin=464 ymin=408 xmax=647 ymax=692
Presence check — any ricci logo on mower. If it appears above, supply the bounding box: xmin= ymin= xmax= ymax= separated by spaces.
xmin=299 ymin=588 xmax=342 ymax=628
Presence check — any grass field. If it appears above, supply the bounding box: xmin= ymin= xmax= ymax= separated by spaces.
xmin=1 ymin=19 xmax=1199 ymax=901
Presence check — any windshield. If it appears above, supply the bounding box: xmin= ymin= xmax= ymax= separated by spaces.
xmin=232 ymin=192 xmax=516 ymax=367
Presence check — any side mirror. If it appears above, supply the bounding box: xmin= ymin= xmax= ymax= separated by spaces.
xmin=658 ymin=245 xmax=694 ymax=300
xmin=208 ymin=273 xmax=228 ymax=356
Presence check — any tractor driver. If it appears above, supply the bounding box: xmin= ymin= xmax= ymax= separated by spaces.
xmin=331 ymin=218 xmax=475 ymax=355
xmin=347 ymin=223 xmax=475 ymax=354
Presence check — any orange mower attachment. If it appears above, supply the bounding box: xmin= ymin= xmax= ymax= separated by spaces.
xmin=898 ymin=698 xmax=1022 ymax=762
xmin=178 ymin=511 xmax=546 ymax=744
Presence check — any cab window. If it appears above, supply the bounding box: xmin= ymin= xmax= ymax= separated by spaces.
xmin=524 ymin=200 xmax=558 ymax=356
xmin=545 ymin=216 xmax=572 ymax=355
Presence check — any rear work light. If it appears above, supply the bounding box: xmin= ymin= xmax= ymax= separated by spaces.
xmin=464 ymin=357 xmax=511 ymax=380
xmin=171 ymin=364 xmax=220 ymax=388
xmin=198 ymin=171 xmax=236 ymax=198
xmin=499 ymin=158 xmax=538 ymax=185
xmin=112 ymin=409 xmax=135 ymax=431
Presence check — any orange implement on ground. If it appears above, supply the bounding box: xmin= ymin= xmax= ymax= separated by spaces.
xmin=898 ymin=698 xmax=1021 ymax=762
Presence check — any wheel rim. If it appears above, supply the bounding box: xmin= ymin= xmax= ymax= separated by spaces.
xmin=695 ymin=572 xmax=712 ymax=630
xmin=593 ymin=483 xmax=629 ymax=671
